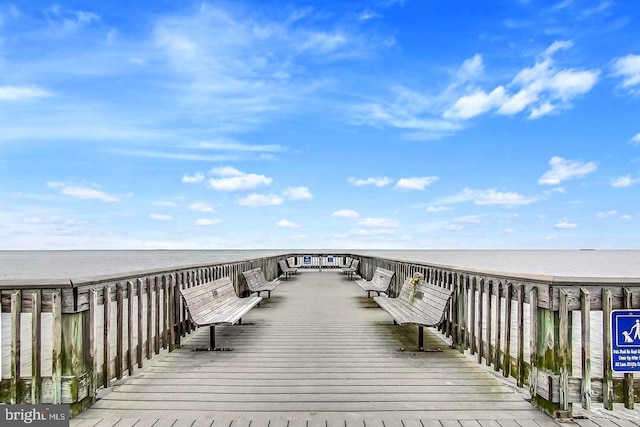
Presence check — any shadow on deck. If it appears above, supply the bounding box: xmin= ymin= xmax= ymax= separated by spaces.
xmin=71 ymin=270 xmax=564 ymax=426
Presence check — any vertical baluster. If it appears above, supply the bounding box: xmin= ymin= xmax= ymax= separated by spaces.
xmin=137 ymin=279 xmax=144 ymax=368
xmin=580 ymin=288 xmax=591 ymax=410
xmin=11 ymin=290 xmax=21 ymax=404
xmin=478 ymin=280 xmax=484 ymax=364
xmin=116 ymin=282 xmax=123 ymax=380
xmin=470 ymin=278 xmax=477 ymax=356
xmin=494 ymin=282 xmax=503 ymax=372
xmin=559 ymin=289 xmax=571 ymax=413
xmin=517 ymin=284 xmax=525 ymax=388
xmin=602 ymin=288 xmax=613 ymax=410
xmin=103 ymin=285 xmax=111 ymax=388
xmin=623 ymin=288 xmax=634 ymax=409
xmin=51 ymin=290 xmax=62 ymax=404
xmin=127 ymin=281 xmax=134 ymax=376
xmin=31 ymin=290 xmax=42 ymax=403
xmin=504 ymin=283 xmax=513 ymax=378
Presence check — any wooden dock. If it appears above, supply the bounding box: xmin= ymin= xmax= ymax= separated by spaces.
xmin=69 ymin=270 xmax=585 ymax=426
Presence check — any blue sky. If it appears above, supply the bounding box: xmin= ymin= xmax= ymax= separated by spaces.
xmin=1 ymin=0 xmax=639 ymax=250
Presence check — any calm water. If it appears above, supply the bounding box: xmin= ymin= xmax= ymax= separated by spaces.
xmin=1 ymin=249 xmax=640 ymax=281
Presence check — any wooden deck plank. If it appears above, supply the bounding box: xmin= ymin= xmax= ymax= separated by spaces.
xmin=73 ymin=271 xmax=566 ymax=424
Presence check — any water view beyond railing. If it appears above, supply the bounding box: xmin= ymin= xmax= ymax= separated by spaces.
xmin=1 ymin=252 xmax=640 ymax=418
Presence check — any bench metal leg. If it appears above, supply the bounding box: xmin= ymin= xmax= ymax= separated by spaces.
xmin=192 ymin=325 xmax=233 ymax=352
xmin=417 ymin=325 xmax=442 ymax=352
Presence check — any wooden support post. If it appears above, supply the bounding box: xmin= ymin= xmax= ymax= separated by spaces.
xmin=559 ymin=289 xmax=572 ymax=415
xmin=10 ymin=290 xmax=21 ymax=404
xmin=154 ymin=276 xmax=160 ymax=355
xmin=88 ymin=289 xmax=98 ymax=401
xmin=623 ymin=288 xmax=634 ymax=409
xmin=602 ymin=288 xmax=613 ymax=410
xmin=495 ymin=282 xmax=503 ymax=372
xmin=103 ymin=285 xmax=111 ymax=388
xmin=504 ymin=283 xmax=513 ymax=379
xmin=127 ymin=281 xmax=134 ymax=376
xmin=470 ymin=278 xmax=477 ymax=356
xmin=485 ymin=281 xmax=493 ymax=367
xmin=31 ymin=290 xmax=42 ymax=404
xmin=51 ymin=290 xmax=62 ymax=404
xmin=529 ymin=287 xmax=539 ymax=401
xmin=477 ymin=280 xmax=484 ymax=364
xmin=116 ymin=282 xmax=123 ymax=380
xmin=517 ymin=284 xmax=525 ymax=388
xmin=580 ymin=288 xmax=591 ymax=410
xmin=146 ymin=278 xmax=152 ymax=360
xmin=137 ymin=279 xmax=144 ymax=368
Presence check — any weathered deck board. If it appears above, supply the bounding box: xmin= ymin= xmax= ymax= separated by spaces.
xmin=72 ymin=271 xmax=562 ymax=425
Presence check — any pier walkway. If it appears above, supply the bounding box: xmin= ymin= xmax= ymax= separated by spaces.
xmin=71 ymin=270 xmax=564 ymax=426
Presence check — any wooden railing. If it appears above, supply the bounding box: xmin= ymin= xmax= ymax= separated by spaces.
xmin=2 ymin=251 xmax=639 ymax=419
xmin=0 ymin=254 xmax=285 ymax=415
xmin=354 ymin=253 xmax=640 ymax=418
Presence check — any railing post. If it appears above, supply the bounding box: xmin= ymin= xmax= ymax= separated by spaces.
xmin=529 ymin=285 xmax=573 ymax=418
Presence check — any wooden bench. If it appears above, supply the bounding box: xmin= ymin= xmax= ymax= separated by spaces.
xmin=278 ymin=259 xmax=297 ymax=280
xmin=340 ymin=258 xmax=359 ymax=280
xmin=179 ymin=276 xmax=262 ymax=351
xmin=242 ymin=267 xmax=281 ymax=298
xmin=373 ymin=276 xmax=453 ymax=351
xmin=356 ymin=267 xmax=395 ymax=297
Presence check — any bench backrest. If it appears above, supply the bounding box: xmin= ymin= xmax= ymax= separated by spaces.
xmin=398 ymin=276 xmax=453 ymax=325
xmin=179 ymin=276 xmax=238 ymax=326
xmin=372 ymin=267 xmax=394 ymax=287
xmin=278 ymin=259 xmax=293 ymax=271
xmin=242 ymin=268 xmax=267 ymax=290
xmin=350 ymin=259 xmax=360 ymax=270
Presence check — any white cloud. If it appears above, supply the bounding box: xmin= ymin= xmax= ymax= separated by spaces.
xmin=444 ymin=86 xmax=506 ymax=120
xmin=538 ymin=156 xmax=597 ymax=185
xmin=426 ymin=206 xmax=452 ymax=213
xmin=348 ymin=177 xmax=392 ymax=187
xmin=474 ymin=189 xmax=537 ymax=206
xmin=444 ymin=41 xmax=599 ymax=120
xmin=597 ymin=210 xmax=618 ymax=218
xmin=436 ymin=188 xmax=536 ymax=206
xmin=154 ymin=201 xmax=178 ymax=207
xmin=237 ymin=193 xmax=283 ymax=207
xmin=195 ymin=218 xmax=221 ymax=226
xmin=611 ymin=175 xmax=639 ymax=188
xmin=0 ymin=86 xmax=52 ymax=101
xmin=394 ymin=176 xmax=439 ymax=190
xmin=555 ymin=219 xmax=577 ymax=229
xmin=358 ymin=9 xmax=380 ymax=21
xmin=150 ymin=214 xmax=172 ymax=221
xmin=457 ymin=54 xmax=484 ymax=81
xmin=47 ymin=182 xmax=120 ymax=202
xmin=332 ymin=209 xmax=360 ymax=218
xmin=182 ymin=172 xmax=205 ymax=183
xmin=612 ymin=54 xmax=640 ymax=94
xmin=189 ymin=202 xmax=215 ymax=212
xmin=631 ymin=133 xmax=640 ymax=145
xmin=277 ymin=219 xmax=298 ymax=228
xmin=505 ymin=228 xmax=518 ymax=234
xmin=452 ymin=215 xmax=483 ymax=224
xmin=358 ymin=217 xmax=399 ymax=228
xmin=350 ymin=86 xmax=461 ymax=141
xmin=208 ymin=167 xmax=272 ymax=191
xmin=283 ymin=186 xmax=313 ymax=200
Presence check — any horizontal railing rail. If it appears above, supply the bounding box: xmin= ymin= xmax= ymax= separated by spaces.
xmin=2 ymin=251 xmax=639 ymax=418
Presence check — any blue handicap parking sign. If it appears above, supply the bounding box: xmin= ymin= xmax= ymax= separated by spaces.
xmin=611 ymin=310 xmax=640 ymax=372
xmin=303 ymin=255 xmax=311 ymax=265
